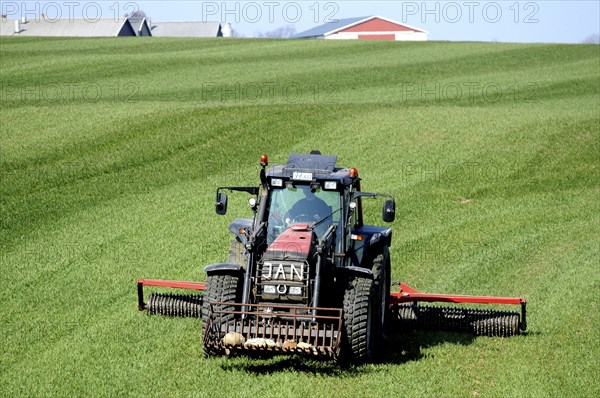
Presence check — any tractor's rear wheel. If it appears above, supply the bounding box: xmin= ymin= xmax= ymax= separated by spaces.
xmin=340 ymin=276 xmax=378 ymax=363
xmin=201 ymin=273 xmax=242 ymax=357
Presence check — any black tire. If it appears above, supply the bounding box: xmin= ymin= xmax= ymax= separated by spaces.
xmin=227 ymin=238 xmax=246 ymax=267
xmin=340 ymin=276 xmax=378 ymax=363
xmin=372 ymin=247 xmax=391 ymax=339
xmin=201 ymin=273 xmax=242 ymax=357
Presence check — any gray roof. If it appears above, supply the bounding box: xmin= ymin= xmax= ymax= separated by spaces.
xmin=127 ymin=16 xmax=144 ymax=30
xmin=0 ymin=18 xmax=135 ymax=37
xmin=292 ymin=16 xmax=370 ymax=38
xmin=150 ymin=21 xmax=222 ymax=38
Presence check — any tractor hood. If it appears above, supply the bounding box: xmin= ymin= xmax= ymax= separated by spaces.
xmin=265 ymin=224 xmax=316 ymax=262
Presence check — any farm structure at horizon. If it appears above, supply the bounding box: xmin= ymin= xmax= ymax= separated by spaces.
xmin=0 ymin=17 xmax=224 ymax=38
xmin=0 ymin=17 xmax=144 ymax=37
xmin=293 ymin=16 xmax=428 ymax=41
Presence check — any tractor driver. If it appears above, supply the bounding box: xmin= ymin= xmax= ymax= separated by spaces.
xmin=287 ymin=187 xmax=332 ymax=233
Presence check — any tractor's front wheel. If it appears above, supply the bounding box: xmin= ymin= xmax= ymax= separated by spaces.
xmin=227 ymin=238 xmax=247 ymax=268
xmin=340 ymin=276 xmax=378 ymax=363
xmin=201 ymin=273 xmax=242 ymax=357
xmin=372 ymin=247 xmax=391 ymax=338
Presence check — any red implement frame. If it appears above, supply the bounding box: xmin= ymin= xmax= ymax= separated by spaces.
xmin=137 ymin=279 xmax=526 ymax=328
xmin=391 ymin=282 xmax=525 ymax=305
xmin=391 ymin=282 xmax=527 ymax=330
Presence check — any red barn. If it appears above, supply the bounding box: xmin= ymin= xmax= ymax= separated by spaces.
xmin=293 ymin=16 xmax=427 ymax=41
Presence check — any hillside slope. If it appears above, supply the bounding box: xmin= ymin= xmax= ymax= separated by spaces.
xmin=1 ymin=37 xmax=598 ymax=397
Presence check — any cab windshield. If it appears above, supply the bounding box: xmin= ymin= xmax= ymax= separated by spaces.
xmin=267 ymin=184 xmax=341 ymax=244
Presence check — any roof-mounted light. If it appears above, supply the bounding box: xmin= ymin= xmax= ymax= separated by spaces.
xmin=324 ymin=181 xmax=337 ymax=190
xmin=260 ymin=154 xmax=268 ymax=167
xmin=271 ymin=178 xmax=283 ymax=187
xmin=349 ymin=167 xmax=359 ymax=178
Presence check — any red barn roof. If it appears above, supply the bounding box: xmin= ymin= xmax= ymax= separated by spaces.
xmin=339 ymin=16 xmax=425 ymax=34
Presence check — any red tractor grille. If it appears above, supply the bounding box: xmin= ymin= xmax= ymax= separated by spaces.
xmin=255 ymin=260 xmax=310 ymax=302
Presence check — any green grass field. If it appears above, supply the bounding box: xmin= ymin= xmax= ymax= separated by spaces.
xmin=1 ymin=37 xmax=598 ymax=397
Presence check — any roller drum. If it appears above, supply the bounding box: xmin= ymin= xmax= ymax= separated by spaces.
xmin=395 ymin=303 xmax=521 ymax=337
xmin=147 ymin=293 xmax=203 ymax=318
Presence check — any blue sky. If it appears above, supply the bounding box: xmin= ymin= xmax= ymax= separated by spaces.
xmin=4 ymin=1 xmax=600 ymax=42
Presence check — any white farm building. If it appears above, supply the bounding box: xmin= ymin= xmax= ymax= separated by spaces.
xmin=293 ymin=16 xmax=427 ymax=41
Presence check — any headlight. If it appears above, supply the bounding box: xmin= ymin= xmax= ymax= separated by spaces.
xmin=263 ymin=285 xmax=276 ymax=294
xmin=289 ymin=286 xmax=302 ymax=295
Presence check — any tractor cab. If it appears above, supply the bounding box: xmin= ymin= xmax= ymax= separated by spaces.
xmin=266 ymin=183 xmax=339 ymax=244
xmin=261 ymin=152 xmax=395 ymax=268
xmin=264 ymin=152 xmax=356 ymax=254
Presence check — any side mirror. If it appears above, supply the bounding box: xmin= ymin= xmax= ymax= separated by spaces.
xmin=383 ymin=199 xmax=395 ymax=223
xmin=216 ymin=192 xmax=228 ymax=215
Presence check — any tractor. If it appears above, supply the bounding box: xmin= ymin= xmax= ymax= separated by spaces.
xmin=137 ymin=152 xmax=526 ymax=363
